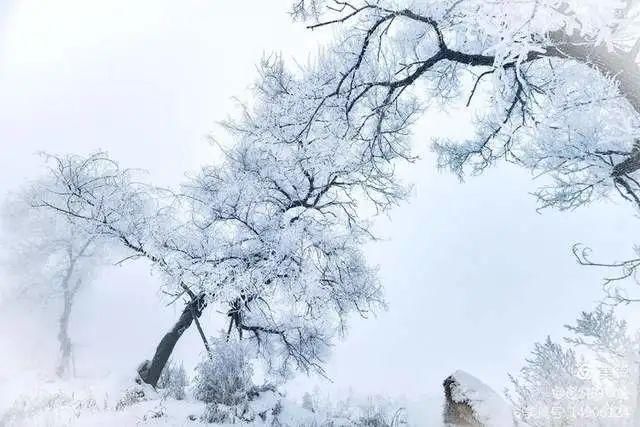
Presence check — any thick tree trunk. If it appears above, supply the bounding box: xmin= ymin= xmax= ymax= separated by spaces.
xmin=137 ymin=294 xmax=206 ymax=388
xmin=612 ymin=149 xmax=640 ymax=177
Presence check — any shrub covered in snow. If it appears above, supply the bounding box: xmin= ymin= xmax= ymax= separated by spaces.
xmin=189 ymin=339 xmax=301 ymax=424
xmin=157 ymin=361 xmax=188 ymax=401
xmin=193 ymin=339 xmax=254 ymax=406
xmin=200 ymin=390 xmax=282 ymax=424
xmin=303 ymin=392 xmax=408 ymax=426
xmin=115 ymin=382 xmax=156 ymax=411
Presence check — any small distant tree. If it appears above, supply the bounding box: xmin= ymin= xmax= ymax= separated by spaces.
xmin=302 ymin=391 xmax=317 ymax=413
xmin=1 ymin=185 xmax=107 ymax=378
xmin=508 ymin=307 xmax=640 ymax=426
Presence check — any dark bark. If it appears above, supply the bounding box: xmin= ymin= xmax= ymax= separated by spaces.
xmin=612 ymin=148 xmax=640 ymax=177
xmin=137 ymin=293 xmax=206 ymax=388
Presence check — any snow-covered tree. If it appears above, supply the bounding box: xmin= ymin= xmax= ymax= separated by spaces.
xmin=31 ymin=0 xmax=640 ymax=393
xmin=508 ymin=307 xmax=640 ymax=426
xmin=1 ymin=181 xmax=107 ymax=378
xmin=32 ymin=94 xmax=397 ymax=386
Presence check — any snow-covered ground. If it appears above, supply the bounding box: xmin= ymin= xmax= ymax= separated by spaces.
xmin=1 ymin=374 xmax=291 ymax=426
xmin=0 ymin=370 xmax=528 ymax=426
xmin=0 ymin=373 xmax=446 ymax=426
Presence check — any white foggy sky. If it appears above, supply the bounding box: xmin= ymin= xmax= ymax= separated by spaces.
xmin=0 ymin=0 xmax=638 ymax=404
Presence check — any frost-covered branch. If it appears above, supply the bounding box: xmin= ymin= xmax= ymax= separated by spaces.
xmin=290 ymin=0 xmax=640 ymax=212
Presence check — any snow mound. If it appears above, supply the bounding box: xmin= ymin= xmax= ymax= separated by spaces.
xmin=444 ymin=370 xmax=527 ymax=427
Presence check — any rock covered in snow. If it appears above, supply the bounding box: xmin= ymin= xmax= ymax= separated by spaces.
xmin=443 ymin=370 xmax=528 ymax=426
